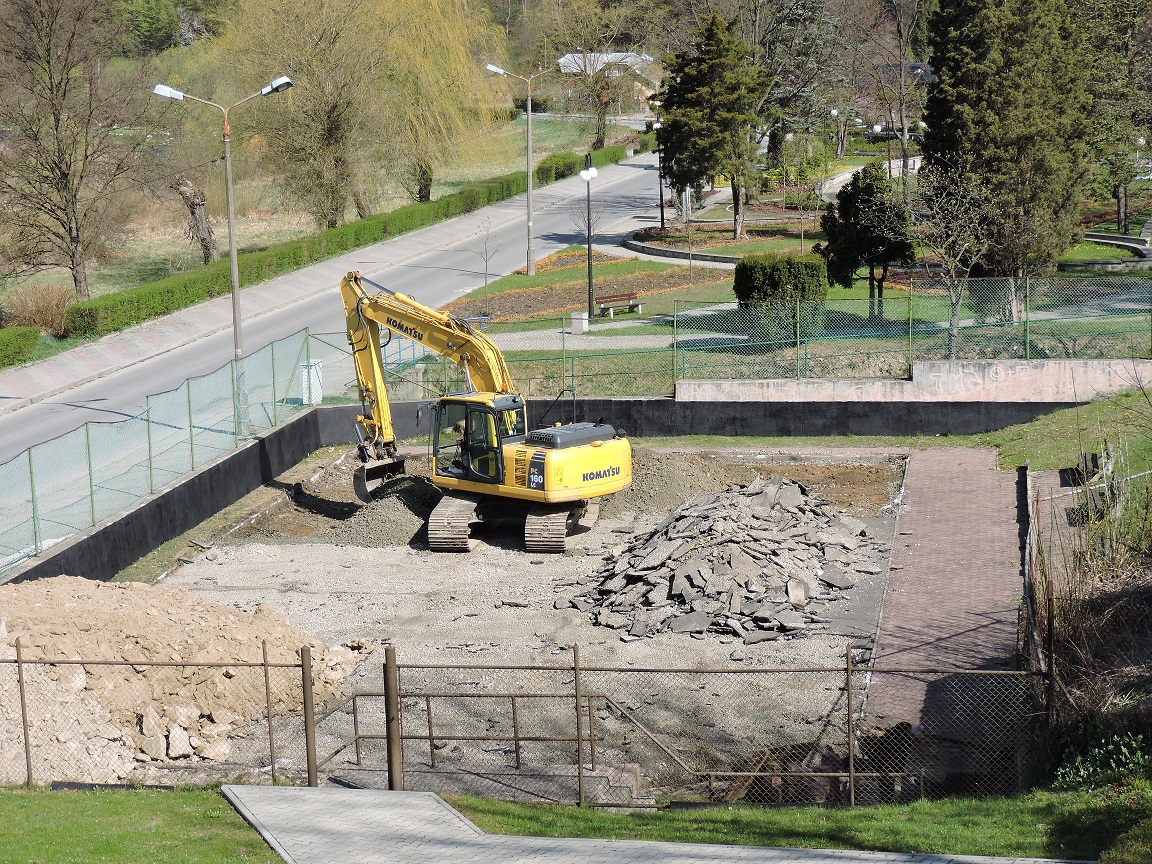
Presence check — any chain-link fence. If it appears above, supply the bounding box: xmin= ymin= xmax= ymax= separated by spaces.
xmin=313 ymin=649 xmax=1042 ymax=807
xmin=0 ymin=641 xmax=316 ymax=787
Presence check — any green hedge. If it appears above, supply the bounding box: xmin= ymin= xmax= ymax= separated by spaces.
xmin=0 ymin=326 xmax=39 ymax=367
xmin=62 ymin=146 xmax=634 ymax=341
xmin=64 ymin=170 xmax=527 ymax=338
xmin=733 ymin=253 xmax=829 ymax=344
xmin=733 ymin=253 xmax=828 ymax=304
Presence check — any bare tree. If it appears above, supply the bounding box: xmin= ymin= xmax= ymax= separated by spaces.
xmin=911 ymin=159 xmax=996 ymax=358
xmin=0 ymin=0 xmax=159 ymax=300
xmin=170 ymin=175 xmax=220 ymax=265
xmin=466 ymin=219 xmax=501 ymax=288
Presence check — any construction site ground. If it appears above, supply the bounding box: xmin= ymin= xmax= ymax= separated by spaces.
xmin=1 ymin=442 xmax=1024 ymax=801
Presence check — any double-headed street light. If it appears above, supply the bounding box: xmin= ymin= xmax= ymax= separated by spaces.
xmin=579 ymin=156 xmax=598 ymax=321
xmin=486 ymin=63 xmax=553 ymax=276
xmin=153 ymin=76 xmax=293 ymax=363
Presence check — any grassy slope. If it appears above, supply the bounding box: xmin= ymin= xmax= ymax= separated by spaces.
xmin=0 ymin=788 xmax=280 ymax=863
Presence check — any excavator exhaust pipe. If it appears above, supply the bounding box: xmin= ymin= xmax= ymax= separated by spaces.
xmin=353 ymin=454 xmax=407 ymax=503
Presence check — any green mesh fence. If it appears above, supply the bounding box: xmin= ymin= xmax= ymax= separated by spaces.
xmin=0 ymin=330 xmax=320 ymax=580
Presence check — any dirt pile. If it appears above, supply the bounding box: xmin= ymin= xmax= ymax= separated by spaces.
xmin=0 ymin=576 xmax=363 ymax=783
xmin=316 ymin=474 xmax=442 ymax=548
xmin=564 ymin=476 xmax=888 ymax=642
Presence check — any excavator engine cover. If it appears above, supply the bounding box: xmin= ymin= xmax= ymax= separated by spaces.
xmin=526 ymin=422 xmax=617 ymax=449
xmin=353 ymin=451 xmax=407 ymax=503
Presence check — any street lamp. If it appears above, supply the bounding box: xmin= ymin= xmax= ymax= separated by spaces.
xmin=826 ymin=109 xmax=838 ymax=176
xmin=579 ymin=156 xmax=598 ymax=321
xmin=653 ymin=120 xmax=665 ymax=230
xmin=152 ymin=76 xmax=293 ymax=363
xmin=486 ymin=63 xmax=554 ymax=276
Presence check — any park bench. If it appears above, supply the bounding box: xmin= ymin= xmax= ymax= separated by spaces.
xmin=595 ymin=291 xmax=643 ymax=318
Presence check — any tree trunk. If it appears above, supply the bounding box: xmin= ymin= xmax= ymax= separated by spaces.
xmin=868 ymin=263 xmax=877 ymax=320
xmin=416 ymin=160 xmax=433 ymax=203
xmin=947 ymin=285 xmax=964 ymax=360
xmin=171 ymin=176 xmax=219 ymax=265
xmin=876 ymin=261 xmax=888 ymax=320
xmin=353 ymin=182 xmax=371 ymax=219
xmin=731 ymin=178 xmax=744 ymax=239
xmin=594 ymin=89 xmax=609 ymax=150
xmin=71 ymin=251 xmax=89 ymax=302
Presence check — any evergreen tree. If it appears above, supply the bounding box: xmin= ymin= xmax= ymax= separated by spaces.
xmin=923 ymin=0 xmax=1090 ymax=278
xmin=655 ymin=12 xmax=769 ymax=238
xmin=816 ymin=161 xmax=914 ymax=320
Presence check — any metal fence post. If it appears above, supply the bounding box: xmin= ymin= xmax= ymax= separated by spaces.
xmin=230 ymin=361 xmax=241 ymax=447
xmin=573 ymin=642 xmax=586 ymax=806
xmin=16 ymin=638 xmax=33 ymax=785
xmin=85 ymin=424 xmax=96 ymax=528
xmin=908 ymin=281 xmax=914 ymax=374
xmin=146 ymin=398 xmax=155 ymax=494
xmin=27 ymin=450 xmax=41 ymax=555
xmin=262 ymin=640 xmax=278 ymax=785
xmin=300 ymin=645 xmax=318 ymax=787
xmin=187 ymin=380 xmax=196 ymax=470
xmin=384 ymin=644 xmax=405 ymax=791
xmin=794 ymin=300 xmax=801 ymax=379
xmin=1025 ymin=278 xmax=1031 ymax=359
xmin=271 ymin=341 xmax=280 ymax=425
xmin=846 ymin=643 xmax=856 ymax=806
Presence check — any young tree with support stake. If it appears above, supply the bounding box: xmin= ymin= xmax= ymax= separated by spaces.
xmin=655 ymin=12 xmax=769 ymax=240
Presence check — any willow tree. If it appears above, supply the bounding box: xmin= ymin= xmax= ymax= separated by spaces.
xmin=215 ymin=0 xmax=501 ymax=225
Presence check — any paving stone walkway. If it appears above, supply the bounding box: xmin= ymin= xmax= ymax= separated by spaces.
xmin=868 ymin=448 xmax=1022 ymax=727
xmin=222 ymin=786 xmax=1091 ymax=864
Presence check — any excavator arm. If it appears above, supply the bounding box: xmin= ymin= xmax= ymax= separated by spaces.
xmin=340 ymin=269 xmax=515 ymax=457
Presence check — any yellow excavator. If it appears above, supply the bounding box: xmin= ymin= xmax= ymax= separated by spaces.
xmin=341 ymin=270 xmax=632 ymax=552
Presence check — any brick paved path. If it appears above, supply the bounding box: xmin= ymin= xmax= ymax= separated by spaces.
xmin=222 ymin=786 xmax=1090 ymax=864
xmin=868 ymin=449 xmax=1022 ymax=728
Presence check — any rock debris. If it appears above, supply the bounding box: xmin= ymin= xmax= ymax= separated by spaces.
xmin=563 ymin=476 xmax=888 ymax=642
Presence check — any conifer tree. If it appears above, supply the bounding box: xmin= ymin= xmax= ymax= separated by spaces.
xmin=655 ymin=12 xmax=769 ymax=239
xmin=923 ymin=0 xmax=1090 ymax=278
xmin=816 ymin=161 xmax=914 ymax=319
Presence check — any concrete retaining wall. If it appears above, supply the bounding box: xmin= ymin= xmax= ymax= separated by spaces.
xmin=675 ymin=359 xmax=1152 ymax=403
xmin=531 ymin=397 xmax=1073 ymax=438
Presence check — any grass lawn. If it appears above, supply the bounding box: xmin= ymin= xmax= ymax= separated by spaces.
xmin=1 ymin=781 xmax=1146 ymax=863
xmin=470 ymin=259 xmax=674 ymax=299
xmin=0 ymin=787 xmax=280 ymax=863
xmin=1057 ymin=240 xmax=1141 ymax=263
xmin=452 ymin=785 xmax=1149 ymax=860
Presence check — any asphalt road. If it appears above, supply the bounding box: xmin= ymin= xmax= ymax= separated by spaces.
xmin=0 ymin=154 xmax=662 ymax=464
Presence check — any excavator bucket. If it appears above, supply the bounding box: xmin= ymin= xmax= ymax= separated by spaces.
xmin=353 ymin=455 xmax=406 ymax=503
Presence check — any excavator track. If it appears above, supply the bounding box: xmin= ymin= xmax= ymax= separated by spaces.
xmin=524 ymin=501 xmax=592 ymax=553
xmin=427 ymin=493 xmax=482 ymax=552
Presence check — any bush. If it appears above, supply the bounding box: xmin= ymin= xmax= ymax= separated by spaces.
xmin=0 ymin=326 xmax=40 ymax=366
xmin=536 ymin=152 xmax=582 ymax=185
xmin=1 ymin=281 xmax=75 ymax=336
xmin=734 ymin=253 xmax=829 ymax=345
xmin=513 ymin=94 xmax=550 ymax=114
xmin=1102 ymin=815 xmax=1152 ymax=864
xmin=734 ymin=253 xmax=828 ymax=304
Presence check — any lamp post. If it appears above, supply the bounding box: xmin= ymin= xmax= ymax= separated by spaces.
xmin=826 ymin=109 xmax=838 ymax=175
xmin=153 ymin=76 xmax=293 ymax=363
xmin=653 ymin=120 xmax=666 ymax=230
xmin=579 ymin=156 xmax=598 ymax=321
xmin=486 ymin=63 xmax=553 ymax=276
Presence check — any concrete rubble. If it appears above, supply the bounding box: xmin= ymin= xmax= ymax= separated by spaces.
xmin=559 ymin=476 xmax=888 ymax=642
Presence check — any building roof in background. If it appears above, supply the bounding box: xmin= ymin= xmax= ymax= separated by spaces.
xmin=557 ymin=52 xmax=659 ymax=82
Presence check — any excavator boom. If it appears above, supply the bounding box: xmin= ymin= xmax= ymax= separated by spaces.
xmin=341 ymin=270 xmax=514 ymax=453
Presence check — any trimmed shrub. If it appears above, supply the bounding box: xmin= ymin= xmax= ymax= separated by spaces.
xmin=536 ymin=152 xmax=581 ymax=185
xmin=0 ymin=326 xmax=40 ymax=366
xmin=733 ymin=253 xmax=829 ymax=345
xmin=734 ymin=253 xmax=828 ymax=304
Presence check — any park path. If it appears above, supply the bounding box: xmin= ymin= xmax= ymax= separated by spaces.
xmin=868 ymin=449 xmax=1022 ymax=727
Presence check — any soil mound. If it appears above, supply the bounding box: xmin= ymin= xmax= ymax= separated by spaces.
xmin=0 ymin=576 xmax=362 ymax=783
xmin=317 ymin=474 xmax=442 ymax=548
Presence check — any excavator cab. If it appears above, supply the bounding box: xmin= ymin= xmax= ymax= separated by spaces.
xmin=433 ymin=395 xmax=526 ymax=485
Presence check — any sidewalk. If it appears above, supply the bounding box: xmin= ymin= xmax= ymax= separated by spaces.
xmin=222 ymin=786 xmax=1092 ymax=864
